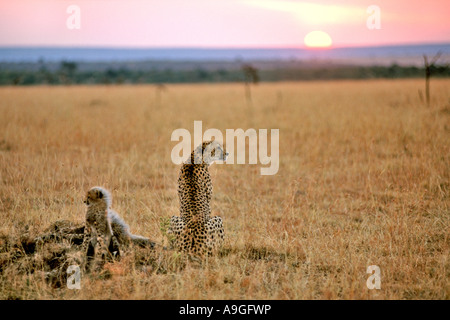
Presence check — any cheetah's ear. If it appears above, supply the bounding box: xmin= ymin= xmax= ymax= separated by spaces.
xmin=96 ymin=190 xmax=103 ymax=199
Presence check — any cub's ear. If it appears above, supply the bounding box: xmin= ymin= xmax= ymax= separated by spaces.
xmin=95 ymin=190 xmax=103 ymax=199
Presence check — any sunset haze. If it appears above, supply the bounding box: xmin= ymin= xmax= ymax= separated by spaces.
xmin=0 ymin=0 xmax=449 ymax=48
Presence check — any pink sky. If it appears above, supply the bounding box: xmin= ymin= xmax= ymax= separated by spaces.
xmin=0 ymin=0 xmax=449 ymax=48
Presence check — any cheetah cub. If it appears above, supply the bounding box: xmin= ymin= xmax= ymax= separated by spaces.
xmin=82 ymin=186 xmax=154 ymax=270
xmin=169 ymin=140 xmax=228 ymax=256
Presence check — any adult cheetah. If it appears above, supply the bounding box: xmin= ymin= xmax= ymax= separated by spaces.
xmin=169 ymin=140 xmax=228 ymax=256
xmin=82 ymin=186 xmax=154 ymax=270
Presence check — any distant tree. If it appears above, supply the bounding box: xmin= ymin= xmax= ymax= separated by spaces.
xmin=59 ymin=60 xmax=78 ymax=84
xmin=241 ymin=64 xmax=259 ymax=105
xmin=12 ymin=75 xmax=21 ymax=85
xmin=422 ymin=52 xmax=442 ymax=107
xmin=38 ymin=58 xmax=54 ymax=84
xmin=195 ymin=68 xmax=209 ymax=81
xmin=60 ymin=61 xmax=77 ymax=74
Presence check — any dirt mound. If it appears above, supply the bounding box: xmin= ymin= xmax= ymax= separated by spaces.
xmin=0 ymin=220 xmax=159 ymax=288
xmin=0 ymin=220 xmax=85 ymax=287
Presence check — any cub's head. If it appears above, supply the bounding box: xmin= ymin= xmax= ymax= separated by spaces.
xmin=191 ymin=140 xmax=228 ymax=165
xmin=84 ymin=186 xmax=112 ymax=208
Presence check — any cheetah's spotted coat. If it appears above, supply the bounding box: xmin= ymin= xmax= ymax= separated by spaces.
xmin=169 ymin=140 xmax=227 ymax=256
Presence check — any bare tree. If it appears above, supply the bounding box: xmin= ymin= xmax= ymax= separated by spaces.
xmin=241 ymin=64 xmax=259 ymax=105
xmin=423 ymin=52 xmax=442 ymax=107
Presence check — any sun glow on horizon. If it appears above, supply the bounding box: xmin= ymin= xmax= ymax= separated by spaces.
xmin=304 ymin=31 xmax=333 ymax=48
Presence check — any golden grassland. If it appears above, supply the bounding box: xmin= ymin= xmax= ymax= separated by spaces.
xmin=0 ymin=79 xmax=448 ymax=299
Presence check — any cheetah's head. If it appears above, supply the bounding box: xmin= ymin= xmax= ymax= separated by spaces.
xmin=191 ymin=140 xmax=228 ymax=165
xmin=84 ymin=186 xmax=112 ymax=208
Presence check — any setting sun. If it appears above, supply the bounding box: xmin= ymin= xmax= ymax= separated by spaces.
xmin=304 ymin=31 xmax=333 ymax=48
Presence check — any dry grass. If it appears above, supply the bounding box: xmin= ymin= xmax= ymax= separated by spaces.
xmin=0 ymin=79 xmax=448 ymax=300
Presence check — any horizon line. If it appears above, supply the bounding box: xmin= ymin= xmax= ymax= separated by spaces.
xmin=1 ymin=41 xmax=449 ymax=51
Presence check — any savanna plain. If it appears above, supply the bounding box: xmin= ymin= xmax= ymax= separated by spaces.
xmin=0 ymin=79 xmax=448 ymax=299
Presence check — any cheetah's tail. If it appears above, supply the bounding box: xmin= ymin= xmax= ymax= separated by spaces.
xmin=129 ymin=234 xmax=157 ymax=248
